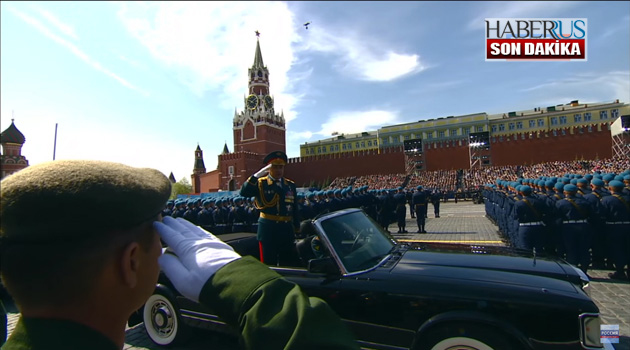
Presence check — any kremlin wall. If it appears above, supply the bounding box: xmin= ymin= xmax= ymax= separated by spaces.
xmin=191 ymin=39 xmax=630 ymax=193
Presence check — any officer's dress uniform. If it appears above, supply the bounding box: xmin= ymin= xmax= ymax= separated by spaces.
xmin=377 ymin=191 xmax=392 ymax=231
xmin=407 ymin=191 xmax=415 ymax=218
xmin=241 ymin=174 xmax=299 ymax=266
xmin=431 ymin=191 xmax=441 ymax=217
xmin=412 ymin=187 xmax=428 ymax=233
xmin=393 ymin=190 xmax=407 ymax=233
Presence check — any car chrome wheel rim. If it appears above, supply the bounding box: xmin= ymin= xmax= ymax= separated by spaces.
xmin=152 ymin=302 xmax=174 ymax=336
xmin=431 ymin=337 xmax=494 ymax=350
xmin=143 ymin=294 xmax=178 ymax=345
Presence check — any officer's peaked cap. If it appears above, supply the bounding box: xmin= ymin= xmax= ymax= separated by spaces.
xmin=263 ymin=151 xmax=288 ymax=165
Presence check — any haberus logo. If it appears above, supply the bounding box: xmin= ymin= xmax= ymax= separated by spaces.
xmin=485 ymin=18 xmax=587 ymax=61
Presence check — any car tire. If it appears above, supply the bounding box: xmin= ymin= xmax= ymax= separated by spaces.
xmin=143 ymin=291 xmax=189 ymax=346
xmin=418 ymin=323 xmax=517 ymax=350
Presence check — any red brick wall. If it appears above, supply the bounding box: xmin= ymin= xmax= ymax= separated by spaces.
xmin=285 ymin=148 xmax=406 ymax=187
xmin=424 ymin=141 xmax=471 ymax=171
xmin=490 ymin=126 xmax=612 ymax=166
xmin=234 ymin=124 xmax=285 ymax=155
xmin=199 ymin=169 xmax=220 ymax=193
xmin=217 ymin=151 xmax=265 ymax=191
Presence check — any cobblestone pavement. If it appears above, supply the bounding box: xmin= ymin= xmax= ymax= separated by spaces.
xmin=5 ymin=200 xmax=629 ymax=349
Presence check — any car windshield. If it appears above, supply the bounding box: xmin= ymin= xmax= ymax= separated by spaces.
xmin=320 ymin=210 xmax=396 ymax=273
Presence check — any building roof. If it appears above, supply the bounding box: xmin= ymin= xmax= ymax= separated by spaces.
xmin=0 ymin=120 xmax=26 ymax=145
xmin=221 ymin=142 xmax=230 ymax=154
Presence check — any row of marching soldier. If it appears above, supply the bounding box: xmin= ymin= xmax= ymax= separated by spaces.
xmin=483 ymin=171 xmax=630 ymax=280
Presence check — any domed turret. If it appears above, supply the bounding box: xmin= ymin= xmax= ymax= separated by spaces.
xmin=1 ymin=120 xmax=26 ymax=145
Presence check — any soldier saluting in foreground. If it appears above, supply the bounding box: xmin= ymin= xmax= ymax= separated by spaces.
xmin=0 ymin=160 xmax=358 ymax=350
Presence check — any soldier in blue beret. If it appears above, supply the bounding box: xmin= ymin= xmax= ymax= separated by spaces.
xmin=213 ymin=199 xmax=228 ymax=234
xmin=601 ymin=180 xmax=630 ymax=280
xmin=576 ymin=179 xmax=590 ymax=196
xmin=583 ymin=178 xmax=611 ymax=269
xmin=240 ymin=151 xmax=299 ymax=266
xmin=514 ymin=185 xmax=547 ymax=251
xmin=197 ymin=199 xmax=215 ymax=232
xmin=556 ymin=184 xmax=595 ymax=274
xmin=162 ymin=200 xmax=174 ymax=218
xmin=228 ymin=197 xmax=249 ymax=233
xmin=603 ymin=174 xmax=615 ymax=185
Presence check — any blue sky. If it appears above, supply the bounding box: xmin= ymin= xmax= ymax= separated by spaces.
xmin=2 ymin=1 xmax=629 ymax=182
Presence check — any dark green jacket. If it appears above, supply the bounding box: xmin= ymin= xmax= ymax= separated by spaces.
xmin=2 ymin=257 xmax=358 ymax=350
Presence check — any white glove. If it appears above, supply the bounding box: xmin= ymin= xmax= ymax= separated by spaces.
xmin=154 ymin=217 xmax=241 ymax=302
xmin=254 ymin=164 xmax=272 ymax=178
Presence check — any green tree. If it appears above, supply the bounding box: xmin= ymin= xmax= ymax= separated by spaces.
xmin=171 ymin=177 xmax=193 ymax=199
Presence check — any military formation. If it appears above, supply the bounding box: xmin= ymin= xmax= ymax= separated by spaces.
xmin=165 ymin=186 xmax=448 ymax=234
xmin=483 ymin=171 xmax=630 ymax=280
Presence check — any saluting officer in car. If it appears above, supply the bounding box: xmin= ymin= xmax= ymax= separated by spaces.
xmin=241 ymin=151 xmax=299 ymax=266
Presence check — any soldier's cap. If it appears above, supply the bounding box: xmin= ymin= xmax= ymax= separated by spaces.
xmin=519 ymin=185 xmax=532 ymax=194
xmin=563 ymin=184 xmax=578 ymax=193
xmin=614 ymin=175 xmax=624 ymax=181
xmin=584 ymin=174 xmax=593 ymax=181
xmin=624 ymin=175 xmax=630 ymax=181
xmin=545 ymin=180 xmax=555 ymax=187
xmin=603 ymin=174 xmax=615 ymax=182
xmin=554 ymin=182 xmax=565 ymax=190
xmin=608 ymin=180 xmax=624 ymax=189
xmin=1 ymin=160 xmax=171 ymax=244
xmin=577 ymin=179 xmax=587 ymax=185
xmin=591 ymin=179 xmax=605 ymax=187
xmin=417 ymin=185 xmax=423 ymax=190
xmin=263 ymin=151 xmax=287 ymax=166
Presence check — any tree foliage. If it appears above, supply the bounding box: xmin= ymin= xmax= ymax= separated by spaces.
xmin=171 ymin=177 xmax=193 ymax=199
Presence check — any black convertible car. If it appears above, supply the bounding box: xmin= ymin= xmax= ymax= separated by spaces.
xmin=129 ymin=208 xmax=602 ymax=350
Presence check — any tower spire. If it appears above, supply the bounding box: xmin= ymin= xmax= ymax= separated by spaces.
xmin=253 ymin=37 xmax=264 ymax=68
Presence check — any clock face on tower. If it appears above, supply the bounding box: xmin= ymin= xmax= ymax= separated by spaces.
xmin=246 ymin=94 xmax=258 ymax=110
xmin=264 ymin=95 xmax=273 ymax=109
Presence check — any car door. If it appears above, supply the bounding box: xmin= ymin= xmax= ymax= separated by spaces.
xmin=272 ymin=266 xmax=416 ymax=350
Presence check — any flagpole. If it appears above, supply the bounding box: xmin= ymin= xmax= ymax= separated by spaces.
xmin=53 ymin=123 xmax=58 ymax=160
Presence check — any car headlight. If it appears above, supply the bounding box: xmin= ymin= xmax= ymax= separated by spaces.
xmin=572 ymin=265 xmax=591 ymax=296
xmin=580 ymin=313 xmax=602 ymax=348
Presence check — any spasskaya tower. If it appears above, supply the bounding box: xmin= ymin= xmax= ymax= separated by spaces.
xmin=232 ymin=37 xmax=286 ymax=155
xmin=216 ymin=36 xmax=287 ymax=191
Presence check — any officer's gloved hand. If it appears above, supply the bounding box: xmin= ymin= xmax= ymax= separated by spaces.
xmin=154 ymin=217 xmax=241 ymax=302
xmin=254 ymin=164 xmax=272 ymax=178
